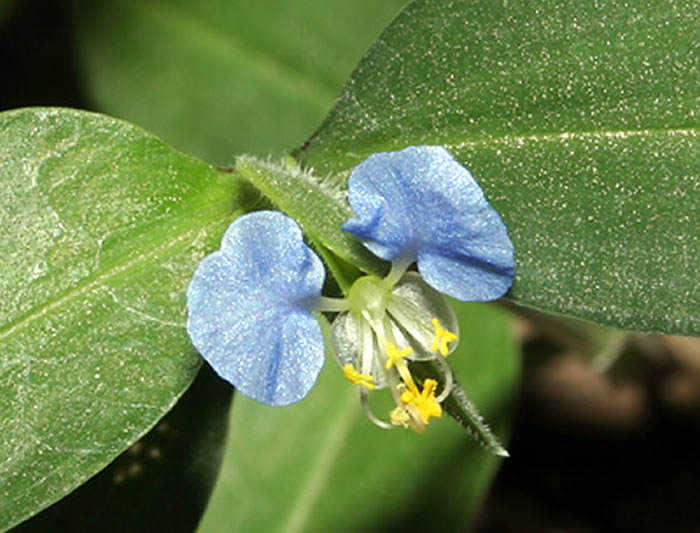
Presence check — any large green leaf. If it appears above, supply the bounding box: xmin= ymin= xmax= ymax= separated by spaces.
xmin=0 ymin=108 xmax=243 ymax=530
xmin=71 ymin=0 xmax=407 ymax=164
xmin=198 ymin=301 xmax=518 ymax=533
xmin=297 ymin=0 xmax=699 ymax=335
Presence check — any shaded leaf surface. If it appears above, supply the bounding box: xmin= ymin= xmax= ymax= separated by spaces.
xmin=0 ymin=108 xmax=243 ymax=530
xmin=13 ymin=365 xmax=233 ymax=533
xmin=198 ymin=302 xmax=519 ymax=533
xmin=71 ymin=0 xmax=407 ymax=164
xmin=0 ymin=0 xmax=15 ymax=21
xmin=297 ymin=0 xmax=699 ymax=335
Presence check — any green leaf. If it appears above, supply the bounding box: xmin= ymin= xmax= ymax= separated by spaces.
xmin=71 ymin=0 xmax=408 ymax=164
xmin=0 ymin=108 xmax=243 ymax=530
xmin=12 ymin=365 xmax=233 ymax=533
xmin=198 ymin=302 xmax=519 ymax=533
xmin=296 ymin=0 xmax=699 ymax=335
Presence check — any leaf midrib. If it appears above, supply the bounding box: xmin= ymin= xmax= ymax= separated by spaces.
xmin=303 ymin=124 xmax=698 ymax=192
xmin=0 ymin=207 xmax=232 ymax=342
xmin=445 ymin=125 xmax=698 ymax=150
xmin=308 ymin=124 xmax=698 ymax=162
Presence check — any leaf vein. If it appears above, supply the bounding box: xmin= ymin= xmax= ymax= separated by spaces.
xmin=446 ymin=126 xmax=698 ymax=150
xmin=0 ymin=218 xmax=224 ymax=343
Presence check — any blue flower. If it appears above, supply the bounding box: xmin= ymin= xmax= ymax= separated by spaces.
xmin=186 ymin=211 xmax=326 ymax=406
xmin=186 ymin=147 xmax=515 ymax=437
xmin=342 ymin=145 xmax=515 ymax=301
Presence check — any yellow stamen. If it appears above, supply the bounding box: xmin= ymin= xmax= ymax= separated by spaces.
xmin=385 ymin=342 xmax=413 ymax=370
xmin=343 ymin=364 xmax=375 ymax=390
xmin=400 ymin=378 xmax=443 ymax=424
xmin=431 ymin=318 xmax=458 ymax=356
xmin=389 ymin=406 xmax=410 ymax=428
xmin=385 ymin=343 xmax=418 ymax=392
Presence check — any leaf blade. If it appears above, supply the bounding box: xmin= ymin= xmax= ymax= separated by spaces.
xmin=296 ymin=0 xmax=699 ymax=335
xmin=0 ymin=108 xmax=243 ymax=530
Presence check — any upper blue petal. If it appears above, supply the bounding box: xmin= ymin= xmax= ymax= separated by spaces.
xmin=186 ymin=211 xmax=326 ymax=406
xmin=342 ymin=146 xmax=515 ymax=301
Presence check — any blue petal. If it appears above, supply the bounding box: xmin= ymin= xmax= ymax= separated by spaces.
xmin=186 ymin=211 xmax=326 ymax=406
xmin=343 ymin=146 xmax=515 ymax=301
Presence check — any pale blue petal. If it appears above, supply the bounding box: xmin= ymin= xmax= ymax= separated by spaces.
xmin=186 ymin=211 xmax=326 ymax=406
xmin=417 ymin=246 xmax=514 ymax=302
xmin=343 ymin=146 xmax=514 ymax=301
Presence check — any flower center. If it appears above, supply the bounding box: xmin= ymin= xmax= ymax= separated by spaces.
xmin=331 ymin=272 xmax=460 ymax=433
xmin=346 ymin=275 xmax=389 ymax=322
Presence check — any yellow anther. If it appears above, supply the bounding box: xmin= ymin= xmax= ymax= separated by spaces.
xmin=385 ymin=342 xmax=413 ymax=370
xmin=343 ymin=364 xmax=376 ymax=390
xmin=431 ymin=318 xmax=458 ymax=356
xmin=389 ymin=406 xmax=410 ymax=428
xmin=400 ymin=378 xmax=443 ymax=424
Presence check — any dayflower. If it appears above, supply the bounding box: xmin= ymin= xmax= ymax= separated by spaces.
xmin=186 ymin=146 xmax=515 ymax=434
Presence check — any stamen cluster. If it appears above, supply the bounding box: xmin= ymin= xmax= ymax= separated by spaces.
xmin=327 ymin=267 xmax=459 ymax=433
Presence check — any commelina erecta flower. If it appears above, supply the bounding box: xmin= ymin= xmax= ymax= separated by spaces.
xmin=187 ymin=146 xmax=515 ymax=433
